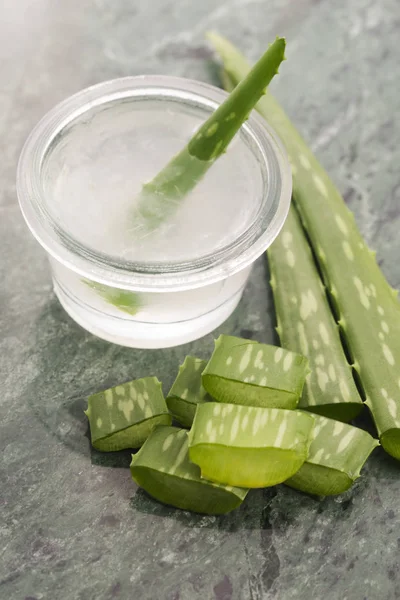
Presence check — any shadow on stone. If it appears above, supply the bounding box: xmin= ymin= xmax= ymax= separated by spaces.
xmin=352 ymin=404 xmax=376 ymax=436
xmin=129 ymin=486 xmax=283 ymax=532
xmin=90 ymin=446 xmax=133 ymax=469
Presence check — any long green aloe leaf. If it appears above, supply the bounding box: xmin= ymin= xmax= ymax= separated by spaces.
xmin=268 ymin=206 xmax=363 ymax=422
xmin=85 ymin=377 xmax=171 ymax=451
xmin=188 ymin=402 xmax=314 ymax=488
xmin=208 ymin=33 xmax=400 ymax=460
xmin=134 ymin=37 xmax=285 ymax=228
xmin=285 ymin=414 xmax=378 ymax=496
xmin=130 ymin=425 xmax=248 ymax=514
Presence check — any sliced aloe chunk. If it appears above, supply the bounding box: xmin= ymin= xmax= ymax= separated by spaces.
xmin=202 ymin=335 xmax=309 ymax=409
xmin=130 ymin=425 xmax=248 ymax=514
xmin=85 ymin=377 xmax=171 ymax=451
xmin=188 ymin=402 xmax=314 ymax=488
xmin=166 ymin=356 xmax=213 ymax=427
xmin=286 ymin=414 xmax=379 ymax=496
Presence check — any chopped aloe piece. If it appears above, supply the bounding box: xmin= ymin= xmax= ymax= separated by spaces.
xmin=83 ymin=279 xmax=142 ymax=316
xmin=166 ymin=356 xmax=212 ymax=427
xmin=188 ymin=403 xmax=314 ymax=488
xmin=202 ymin=335 xmax=308 ymax=409
xmin=208 ymin=33 xmax=400 ymax=460
xmin=286 ymin=414 xmax=379 ymax=496
xmin=134 ymin=37 xmax=285 ymax=230
xmin=85 ymin=377 xmax=171 ymax=451
xmin=130 ymin=425 xmax=248 ymax=514
xmin=268 ymin=207 xmax=363 ymax=422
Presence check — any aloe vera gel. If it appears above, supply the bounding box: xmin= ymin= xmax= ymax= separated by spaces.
xmin=17 ymin=76 xmax=291 ymax=349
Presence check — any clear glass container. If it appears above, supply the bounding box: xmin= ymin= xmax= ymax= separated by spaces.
xmin=17 ymin=76 xmax=292 ymax=348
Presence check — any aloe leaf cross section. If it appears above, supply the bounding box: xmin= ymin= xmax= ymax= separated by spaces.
xmin=188 ymin=402 xmax=314 ymax=488
xmin=130 ymin=425 xmax=248 ymax=514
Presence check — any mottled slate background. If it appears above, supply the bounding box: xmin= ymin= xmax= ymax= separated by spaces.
xmin=1 ymin=0 xmax=399 ymax=598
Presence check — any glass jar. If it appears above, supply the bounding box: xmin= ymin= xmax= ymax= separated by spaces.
xmin=17 ymin=76 xmax=291 ymax=348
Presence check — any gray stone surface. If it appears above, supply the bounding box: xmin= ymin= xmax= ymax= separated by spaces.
xmin=1 ymin=0 xmax=399 ymax=598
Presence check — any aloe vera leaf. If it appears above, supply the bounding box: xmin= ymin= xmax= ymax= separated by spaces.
xmin=286 ymin=414 xmax=379 ymax=496
xmin=208 ymin=34 xmax=400 ymax=460
xmin=130 ymin=425 xmax=248 ymax=514
xmin=202 ymin=334 xmax=308 ymax=409
xmin=166 ymin=356 xmax=213 ymax=428
xmin=267 ymin=207 xmax=363 ymax=422
xmin=82 ymin=279 xmax=142 ymax=316
xmin=85 ymin=377 xmax=171 ymax=451
xmin=188 ymin=403 xmax=314 ymax=488
xmin=134 ymin=37 xmax=285 ymax=229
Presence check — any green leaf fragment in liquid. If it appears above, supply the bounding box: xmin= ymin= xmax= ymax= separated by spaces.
xmin=83 ymin=279 xmax=142 ymax=316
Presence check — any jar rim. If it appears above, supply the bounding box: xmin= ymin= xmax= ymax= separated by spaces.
xmin=17 ymin=75 xmax=292 ymax=292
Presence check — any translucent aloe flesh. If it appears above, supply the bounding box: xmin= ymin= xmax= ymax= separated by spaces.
xmin=134 ymin=37 xmax=285 ymax=228
xmin=286 ymin=414 xmax=379 ymax=496
xmin=85 ymin=377 xmax=171 ymax=451
xmin=209 ymin=33 xmax=400 ymax=460
xmin=268 ymin=206 xmax=363 ymax=422
xmin=166 ymin=356 xmax=212 ymax=427
xmin=130 ymin=425 xmax=248 ymax=514
xmin=202 ymin=335 xmax=308 ymax=409
xmin=188 ymin=402 xmax=314 ymax=488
